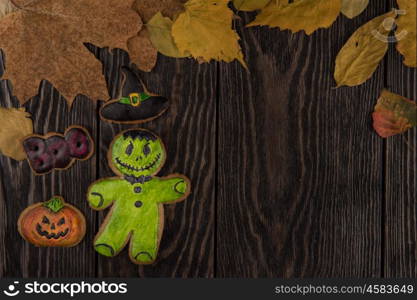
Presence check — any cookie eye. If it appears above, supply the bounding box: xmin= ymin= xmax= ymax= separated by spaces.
xmin=125 ymin=142 xmax=133 ymax=156
xmin=143 ymin=143 xmax=151 ymax=156
xmin=42 ymin=216 xmax=50 ymax=224
xmin=58 ymin=217 xmax=65 ymax=226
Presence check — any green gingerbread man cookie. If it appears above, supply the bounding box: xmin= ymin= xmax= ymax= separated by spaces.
xmin=87 ymin=129 xmax=191 ymax=264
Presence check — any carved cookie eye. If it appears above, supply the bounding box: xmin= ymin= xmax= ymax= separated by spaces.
xmin=143 ymin=143 xmax=151 ymax=156
xmin=42 ymin=216 xmax=50 ymax=224
xmin=58 ymin=217 xmax=65 ymax=226
xmin=125 ymin=142 xmax=133 ymax=156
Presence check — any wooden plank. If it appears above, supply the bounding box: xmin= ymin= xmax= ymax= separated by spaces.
xmin=95 ymin=49 xmax=216 ymax=277
xmin=0 ymin=51 xmax=97 ymax=277
xmin=384 ymin=0 xmax=417 ymax=277
xmin=217 ymin=6 xmax=386 ymax=277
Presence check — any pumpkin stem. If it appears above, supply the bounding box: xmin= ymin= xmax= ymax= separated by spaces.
xmin=44 ymin=196 xmax=65 ymax=213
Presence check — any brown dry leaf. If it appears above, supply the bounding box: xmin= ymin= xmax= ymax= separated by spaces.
xmin=341 ymin=0 xmax=369 ymax=19
xmin=128 ymin=29 xmax=158 ymax=72
xmin=334 ymin=11 xmax=395 ymax=87
xmin=128 ymin=0 xmax=185 ymax=72
xmin=172 ymin=0 xmax=246 ymax=66
xmin=396 ymin=0 xmax=416 ymax=67
xmin=133 ymin=0 xmax=185 ymax=22
xmin=0 ymin=107 xmax=33 ymax=160
xmin=0 ymin=0 xmax=18 ymax=19
xmin=0 ymin=0 xmax=141 ymax=105
xmin=232 ymin=0 xmax=271 ymax=11
xmin=247 ymin=0 xmax=341 ymax=35
xmin=147 ymin=12 xmax=188 ymax=58
xmin=372 ymin=89 xmax=416 ymax=138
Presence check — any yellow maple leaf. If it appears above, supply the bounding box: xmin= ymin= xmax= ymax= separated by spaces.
xmin=247 ymin=0 xmax=341 ymax=35
xmin=334 ymin=11 xmax=395 ymax=87
xmin=341 ymin=0 xmax=369 ymax=19
xmin=232 ymin=0 xmax=271 ymax=11
xmin=147 ymin=12 xmax=188 ymax=58
xmin=171 ymin=0 xmax=246 ymax=67
xmin=396 ymin=0 xmax=416 ymax=67
xmin=0 ymin=107 xmax=33 ymax=161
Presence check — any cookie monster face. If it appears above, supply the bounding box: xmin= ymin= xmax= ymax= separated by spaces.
xmin=110 ymin=129 xmax=166 ymax=177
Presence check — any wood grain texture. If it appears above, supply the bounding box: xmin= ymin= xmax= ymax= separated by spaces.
xmin=384 ymin=0 xmax=417 ymax=278
xmin=1 ymin=1 xmax=416 ymax=278
xmin=217 ymin=5 xmax=387 ymax=277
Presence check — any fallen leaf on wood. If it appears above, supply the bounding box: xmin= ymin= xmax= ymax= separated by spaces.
xmin=232 ymin=0 xmax=271 ymax=11
xmin=396 ymin=0 xmax=416 ymax=67
xmin=172 ymin=0 xmax=246 ymax=66
xmin=341 ymin=0 xmax=369 ymax=19
xmin=128 ymin=0 xmax=185 ymax=71
xmin=133 ymin=0 xmax=185 ymax=22
xmin=147 ymin=12 xmax=188 ymax=58
xmin=0 ymin=107 xmax=33 ymax=160
xmin=0 ymin=0 xmax=141 ymax=105
xmin=0 ymin=0 xmax=18 ymax=19
xmin=372 ymin=90 xmax=416 ymax=138
xmin=128 ymin=29 xmax=158 ymax=72
xmin=334 ymin=11 xmax=395 ymax=87
xmin=247 ymin=0 xmax=341 ymax=35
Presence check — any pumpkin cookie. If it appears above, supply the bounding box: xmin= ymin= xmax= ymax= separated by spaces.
xmin=87 ymin=129 xmax=191 ymax=264
xmin=22 ymin=126 xmax=94 ymax=175
xmin=18 ymin=196 xmax=86 ymax=247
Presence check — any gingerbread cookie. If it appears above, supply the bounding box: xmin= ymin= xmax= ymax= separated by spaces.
xmin=99 ymin=68 xmax=169 ymax=124
xmin=22 ymin=126 xmax=94 ymax=175
xmin=18 ymin=196 xmax=86 ymax=247
xmin=87 ymin=129 xmax=191 ymax=264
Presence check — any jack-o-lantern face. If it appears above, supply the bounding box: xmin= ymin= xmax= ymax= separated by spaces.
xmin=110 ymin=129 xmax=166 ymax=177
xmin=18 ymin=196 xmax=86 ymax=247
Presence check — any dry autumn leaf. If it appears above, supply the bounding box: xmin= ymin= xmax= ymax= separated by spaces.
xmin=334 ymin=11 xmax=395 ymax=87
xmin=147 ymin=12 xmax=187 ymax=58
xmin=172 ymin=0 xmax=246 ymax=66
xmin=0 ymin=0 xmax=141 ymax=105
xmin=0 ymin=107 xmax=33 ymax=160
xmin=233 ymin=0 xmax=271 ymax=11
xmin=247 ymin=0 xmax=341 ymax=35
xmin=372 ymin=90 xmax=416 ymax=138
xmin=396 ymin=0 xmax=416 ymax=67
xmin=134 ymin=0 xmax=185 ymax=22
xmin=128 ymin=29 xmax=158 ymax=73
xmin=129 ymin=0 xmax=185 ymax=71
xmin=0 ymin=0 xmax=17 ymax=19
xmin=341 ymin=0 xmax=369 ymax=19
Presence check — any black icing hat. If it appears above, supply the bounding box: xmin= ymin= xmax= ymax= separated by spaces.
xmin=99 ymin=68 xmax=169 ymax=124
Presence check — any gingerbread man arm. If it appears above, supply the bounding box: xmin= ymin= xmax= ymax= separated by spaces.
xmin=87 ymin=178 xmax=124 ymax=210
xmin=154 ymin=175 xmax=191 ymax=204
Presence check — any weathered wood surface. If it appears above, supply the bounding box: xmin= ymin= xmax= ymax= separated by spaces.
xmin=0 ymin=1 xmax=415 ymax=277
xmin=384 ymin=0 xmax=417 ymax=278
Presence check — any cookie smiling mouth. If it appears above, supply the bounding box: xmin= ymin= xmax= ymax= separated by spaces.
xmin=116 ymin=153 xmax=161 ymax=172
xmin=36 ymin=223 xmax=69 ymax=239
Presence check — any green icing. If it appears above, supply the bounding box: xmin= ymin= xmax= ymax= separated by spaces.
xmin=87 ymin=130 xmax=190 ymax=264
xmin=119 ymin=97 xmax=131 ymax=105
xmin=44 ymin=197 xmax=64 ymax=213
xmin=118 ymin=93 xmax=151 ymax=105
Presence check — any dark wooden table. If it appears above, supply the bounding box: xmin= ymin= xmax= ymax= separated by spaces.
xmin=0 ymin=2 xmax=416 ymax=278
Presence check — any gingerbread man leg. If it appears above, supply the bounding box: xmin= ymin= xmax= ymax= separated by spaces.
xmin=94 ymin=214 xmax=132 ymax=257
xmin=129 ymin=218 xmax=160 ymax=264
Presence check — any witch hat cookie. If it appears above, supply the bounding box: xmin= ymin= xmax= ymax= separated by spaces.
xmin=100 ymin=68 xmax=169 ymax=124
